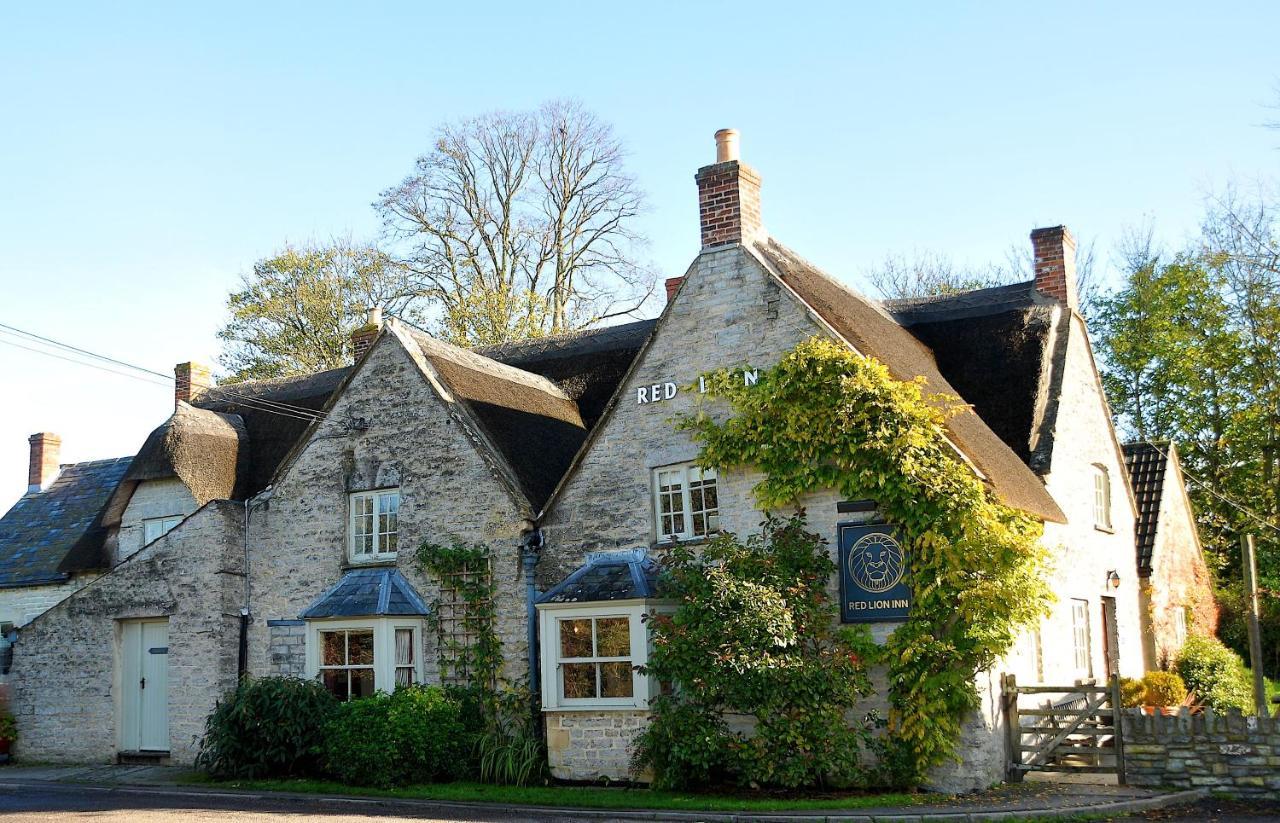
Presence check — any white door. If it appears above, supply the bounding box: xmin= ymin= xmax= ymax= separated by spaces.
xmin=120 ymin=620 xmax=169 ymax=752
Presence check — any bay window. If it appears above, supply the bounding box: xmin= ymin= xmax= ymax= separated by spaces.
xmin=306 ymin=618 xmax=422 ymax=700
xmin=538 ymin=603 xmax=658 ymax=710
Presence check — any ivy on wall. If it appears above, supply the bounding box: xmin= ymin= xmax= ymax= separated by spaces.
xmin=677 ymin=337 xmax=1053 ymax=785
xmin=417 ymin=542 xmax=502 ymax=690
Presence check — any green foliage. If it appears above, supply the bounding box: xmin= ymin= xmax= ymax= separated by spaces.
xmin=416 ymin=542 xmax=502 ymax=688
xmin=0 ymin=711 xmax=17 ymax=743
xmin=196 ymin=677 xmax=337 ymax=779
xmin=676 ymin=337 xmax=1052 ymax=786
xmin=1175 ymin=635 xmax=1254 ymax=712
xmin=633 ymin=515 xmax=878 ymax=790
xmin=1141 ymin=671 xmax=1188 ymax=707
xmin=321 ymin=686 xmax=468 ymax=788
xmin=217 ymin=239 xmax=421 ymax=382
xmin=476 ymin=689 xmax=547 ymax=787
xmin=1119 ymin=677 xmax=1147 ymax=708
xmin=1215 ymin=584 xmax=1280 ymax=681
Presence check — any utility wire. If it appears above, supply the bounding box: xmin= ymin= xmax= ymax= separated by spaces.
xmin=1144 ymin=440 xmax=1280 ymax=540
xmin=1 ymin=322 xmax=327 ymax=422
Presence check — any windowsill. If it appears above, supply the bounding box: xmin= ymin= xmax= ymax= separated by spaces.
xmin=342 ymin=557 xmax=399 ymax=570
xmin=651 ymin=534 xmax=718 ymax=550
xmin=1093 ymin=524 xmax=1114 ymax=534
xmin=543 ymin=702 xmax=650 ymax=713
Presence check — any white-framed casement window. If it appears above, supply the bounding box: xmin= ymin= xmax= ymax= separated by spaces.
xmin=1092 ymin=465 xmax=1112 ymax=530
xmin=142 ymin=515 xmax=184 ymax=546
xmin=1071 ymin=598 xmax=1092 ymax=679
xmin=306 ymin=618 xmax=423 ymax=700
xmin=349 ymin=489 xmax=400 ymax=562
xmin=538 ymin=602 xmax=660 ymax=710
xmin=653 ymin=463 xmax=719 ymax=542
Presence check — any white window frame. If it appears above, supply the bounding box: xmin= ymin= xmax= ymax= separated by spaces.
xmin=1172 ymin=605 xmax=1188 ymax=649
xmin=1092 ymin=465 xmax=1112 ymax=531
xmin=1071 ymin=598 xmax=1092 ymax=679
xmin=538 ymin=601 xmax=662 ymax=711
xmin=304 ymin=617 xmax=424 ymax=697
xmin=348 ymin=489 xmax=400 ymax=563
xmin=652 ymin=463 xmax=719 ymax=542
xmin=142 ymin=515 xmax=184 ymax=546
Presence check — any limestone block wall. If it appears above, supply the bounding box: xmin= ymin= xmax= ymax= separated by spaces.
xmin=245 ymin=331 xmax=533 ymax=690
xmin=117 ymin=478 xmax=199 ymax=561
xmin=0 ymin=575 xmax=92 ymax=628
xmin=1123 ymin=708 xmax=1280 ymax=797
xmin=545 ymin=711 xmax=649 ymax=782
xmin=9 ymin=501 xmax=242 ymax=765
xmin=266 ymin=620 xmax=306 ymax=677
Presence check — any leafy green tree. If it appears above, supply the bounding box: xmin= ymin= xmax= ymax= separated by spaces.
xmin=217 ymin=240 xmax=421 ymax=382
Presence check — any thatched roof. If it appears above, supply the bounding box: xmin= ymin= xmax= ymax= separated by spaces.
xmin=0 ymin=457 xmax=132 ymax=585
xmin=103 ymin=403 xmax=247 ymax=527
xmin=754 ymin=239 xmax=1066 ymax=523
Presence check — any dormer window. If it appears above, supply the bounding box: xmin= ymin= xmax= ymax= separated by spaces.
xmin=349 ymin=489 xmax=399 ymax=562
xmin=1092 ymin=465 xmax=1112 ymax=531
xmin=142 ymin=515 xmax=183 ymax=546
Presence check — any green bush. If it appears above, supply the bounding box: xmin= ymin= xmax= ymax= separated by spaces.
xmin=1175 ymin=636 xmax=1253 ymax=712
xmin=476 ymin=687 xmax=546 ymax=786
xmin=196 ymin=677 xmax=337 ymax=779
xmin=1141 ymin=671 xmax=1187 ymax=707
xmin=322 ymin=685 xmax=469 ymax=787
xmin=1119 ymin=677 xmax=1146 ymax=708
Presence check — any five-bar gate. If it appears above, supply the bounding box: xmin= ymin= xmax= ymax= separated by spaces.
xmin=1003 ymin=674 xmax=1125 ymax=783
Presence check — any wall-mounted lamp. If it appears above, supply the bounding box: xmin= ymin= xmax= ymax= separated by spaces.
xmin=1106 ymin=570 xmax=1122 ymax=590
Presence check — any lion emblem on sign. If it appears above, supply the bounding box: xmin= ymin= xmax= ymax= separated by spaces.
xmin=847 ymin=532 xmax=905 ymax=593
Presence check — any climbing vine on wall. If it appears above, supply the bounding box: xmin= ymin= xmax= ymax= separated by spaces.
xmin=677 ymin=337 xmax=1053 ymax=786
xmin=416 ymin=542 xmax=502 ymax=689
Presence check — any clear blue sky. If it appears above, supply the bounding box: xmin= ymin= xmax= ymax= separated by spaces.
xmin=1 ymin=1 xmax=1277 ymax=510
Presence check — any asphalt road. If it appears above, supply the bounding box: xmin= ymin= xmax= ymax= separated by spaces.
xmin=0 ymin=783 xmax=614 ymax=822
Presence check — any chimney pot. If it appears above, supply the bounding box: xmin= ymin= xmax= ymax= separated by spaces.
xmin=1030 ymin=225 xmax=1079 ymax=310
xmin=174 ymin=362 xmax=212 ymax=408
xmin=27 ymin=432 xmax=61 ymax=494
xmin=715 ymin=128 xmax=740 ymax=163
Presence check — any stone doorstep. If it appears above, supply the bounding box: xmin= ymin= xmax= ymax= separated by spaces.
xmin=0 ymin=775 xmax=1210 ymax=823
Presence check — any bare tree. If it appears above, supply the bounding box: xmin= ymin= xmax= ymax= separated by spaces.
xmin=376 ymin=101 xmax=653 ymax=346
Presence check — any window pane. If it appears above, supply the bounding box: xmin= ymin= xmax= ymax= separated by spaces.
xmin=321 ymin=631 xmax=344 ymax=666
xmin=143 ymin=521 xmax=159 ymax=544
xmin=321 ymin=669 xmax=347 ymax=700
xmin=395 ymin=666 xmax=415 ymax=689
xmin=562 ymin=663 xmax=597 ymax=699
xmin=595 ymin=617 xmax=631 ymax=657
xmin=350 ymin=667 xmax=376 ymax=699
xmin=347 ymin=630 xmax=375 ymax=665
xmin=600 ymin=662 xmax=634 ymax=698
xmin=395 ymin=629 xmax=413 ymax=666
xmin=377 ymin=493 xmax=399 ymax=554
xmin=560 ymin=619 xmax=592 ymax=658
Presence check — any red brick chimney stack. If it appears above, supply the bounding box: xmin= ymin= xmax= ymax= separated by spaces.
xmin=174 ymin=362 xmax=212 ymax=408
xmin=27 ymin=432 xmax=61 ymax=494
xmin=1031 ymin=225 xmax=1079 ymax=310
xmin=664 ymin=277 xmax=684 ymax=303
xmin=351 ymin=306 xmax=384 ymax=362
xmin=695 ymin=128 xmax=763 ymax=249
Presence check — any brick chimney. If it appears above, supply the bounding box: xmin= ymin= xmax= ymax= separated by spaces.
xmin=351 ymin=306 xmax=383 ymax=362
xmin=1031 ymin=225 xmax=1078 ymax=310
xmin=695 ymin=128 xmax=763 ymax=249
xmin=174 ymin=361 xmax=212 ymax=408
xmin=27 ymin=432 xmax=61 ymax=494
xmin=664 ymin=277 xmax=684 ymax=303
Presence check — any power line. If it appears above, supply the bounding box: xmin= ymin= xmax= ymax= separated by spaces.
xmin=1 ymin=322 xmax=327 ymax=423
xmin=1145 ymin=440 xmax=1280 ymax=540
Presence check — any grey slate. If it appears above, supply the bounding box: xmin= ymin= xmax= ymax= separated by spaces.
xmin=0 ymin=457 xmax=132 ymax=586
xmin=300 ymin=568 xmax=431 ymax=618
xmin=537 ymin=549 xmax=661 ymax=604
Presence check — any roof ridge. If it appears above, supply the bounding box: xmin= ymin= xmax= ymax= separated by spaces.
xmin=403 ymin=325 xmax=574 ymax=402
xmin=59 ymin=456 xmax=133 ymax=468
xmin=881 ymin=279 xmax=1036 ymax=309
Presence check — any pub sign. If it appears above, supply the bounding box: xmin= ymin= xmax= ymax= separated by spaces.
xmin=838 ymin=523 xmax=910 ymax=622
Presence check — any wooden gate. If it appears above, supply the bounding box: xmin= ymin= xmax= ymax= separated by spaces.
xmin=1003 ymin=674 xmax=1125 ymax=783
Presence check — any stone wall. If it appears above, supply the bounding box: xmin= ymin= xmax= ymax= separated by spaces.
xmin=117 ymin=478 xmax=198 ymax=561
xmin=266 ymin=620 xmax=306 ymax=677
xmin=545 ymin=710 xmax=649 ymax=782
xmin=10 ymin=501 xmax=243 ymax=765
xmin=0 ymin=574 xmax=91 ymax=628
xmin=1123 ymin=708 xmax=1280 ymax=797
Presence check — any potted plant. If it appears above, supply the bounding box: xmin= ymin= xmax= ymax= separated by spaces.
xmin=0 ymin=712 xmax=17 ymax=758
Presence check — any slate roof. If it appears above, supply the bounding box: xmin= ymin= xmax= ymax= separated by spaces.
xmin=0 ymin=457 xmax=132 ymax=586
xmin=300 ymin=567 xmax=431 ymax=618
xmin=1122 ymin=441 xmax=1169 ymax=575
xmin=403 ymin=328 xmax=589 ymax=511
xmin=755 ymin=240 xmax=1066 ymax=523
xmin=537 ymin=549 xmax=661 ymax=605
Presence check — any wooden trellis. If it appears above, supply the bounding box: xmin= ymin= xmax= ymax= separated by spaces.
xmin=435 ymin=557 xmax=494 ymax=687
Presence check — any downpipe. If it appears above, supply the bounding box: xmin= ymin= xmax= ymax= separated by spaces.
xmin=238 ymin=487 xmax=272 ymax=680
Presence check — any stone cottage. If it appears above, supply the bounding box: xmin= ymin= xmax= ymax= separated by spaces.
xmin=1 ymin=129 xmax=1206 ymax=790
xmin=1122 ymin=441 xmax=1218 ymax=668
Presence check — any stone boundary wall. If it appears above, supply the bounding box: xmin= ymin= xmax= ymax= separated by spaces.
xmin=1122 ymin=707 xmax=1280 ymax=797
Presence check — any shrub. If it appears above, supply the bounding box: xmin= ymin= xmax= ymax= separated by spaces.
xmin=1119 ymin=677 xmax=1146 ymax=708
xmin=196 ymin=677 xmax=336 ymax=779
xmin=1175 ymin=635 xmax=1253 ymax=712
xmin=322 ymin=685 xmax=469 ymax=787
xmin=1141 ymin=671 xmax=1187 ymax=707
xmin=476 ymin=687 xmax=546 ymax=786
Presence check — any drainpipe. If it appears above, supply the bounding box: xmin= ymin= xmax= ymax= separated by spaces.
xmin=238 ymin=487 xmax=273 ymax=679
xmin=520 ymin=527 xmax=544 ymax=695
